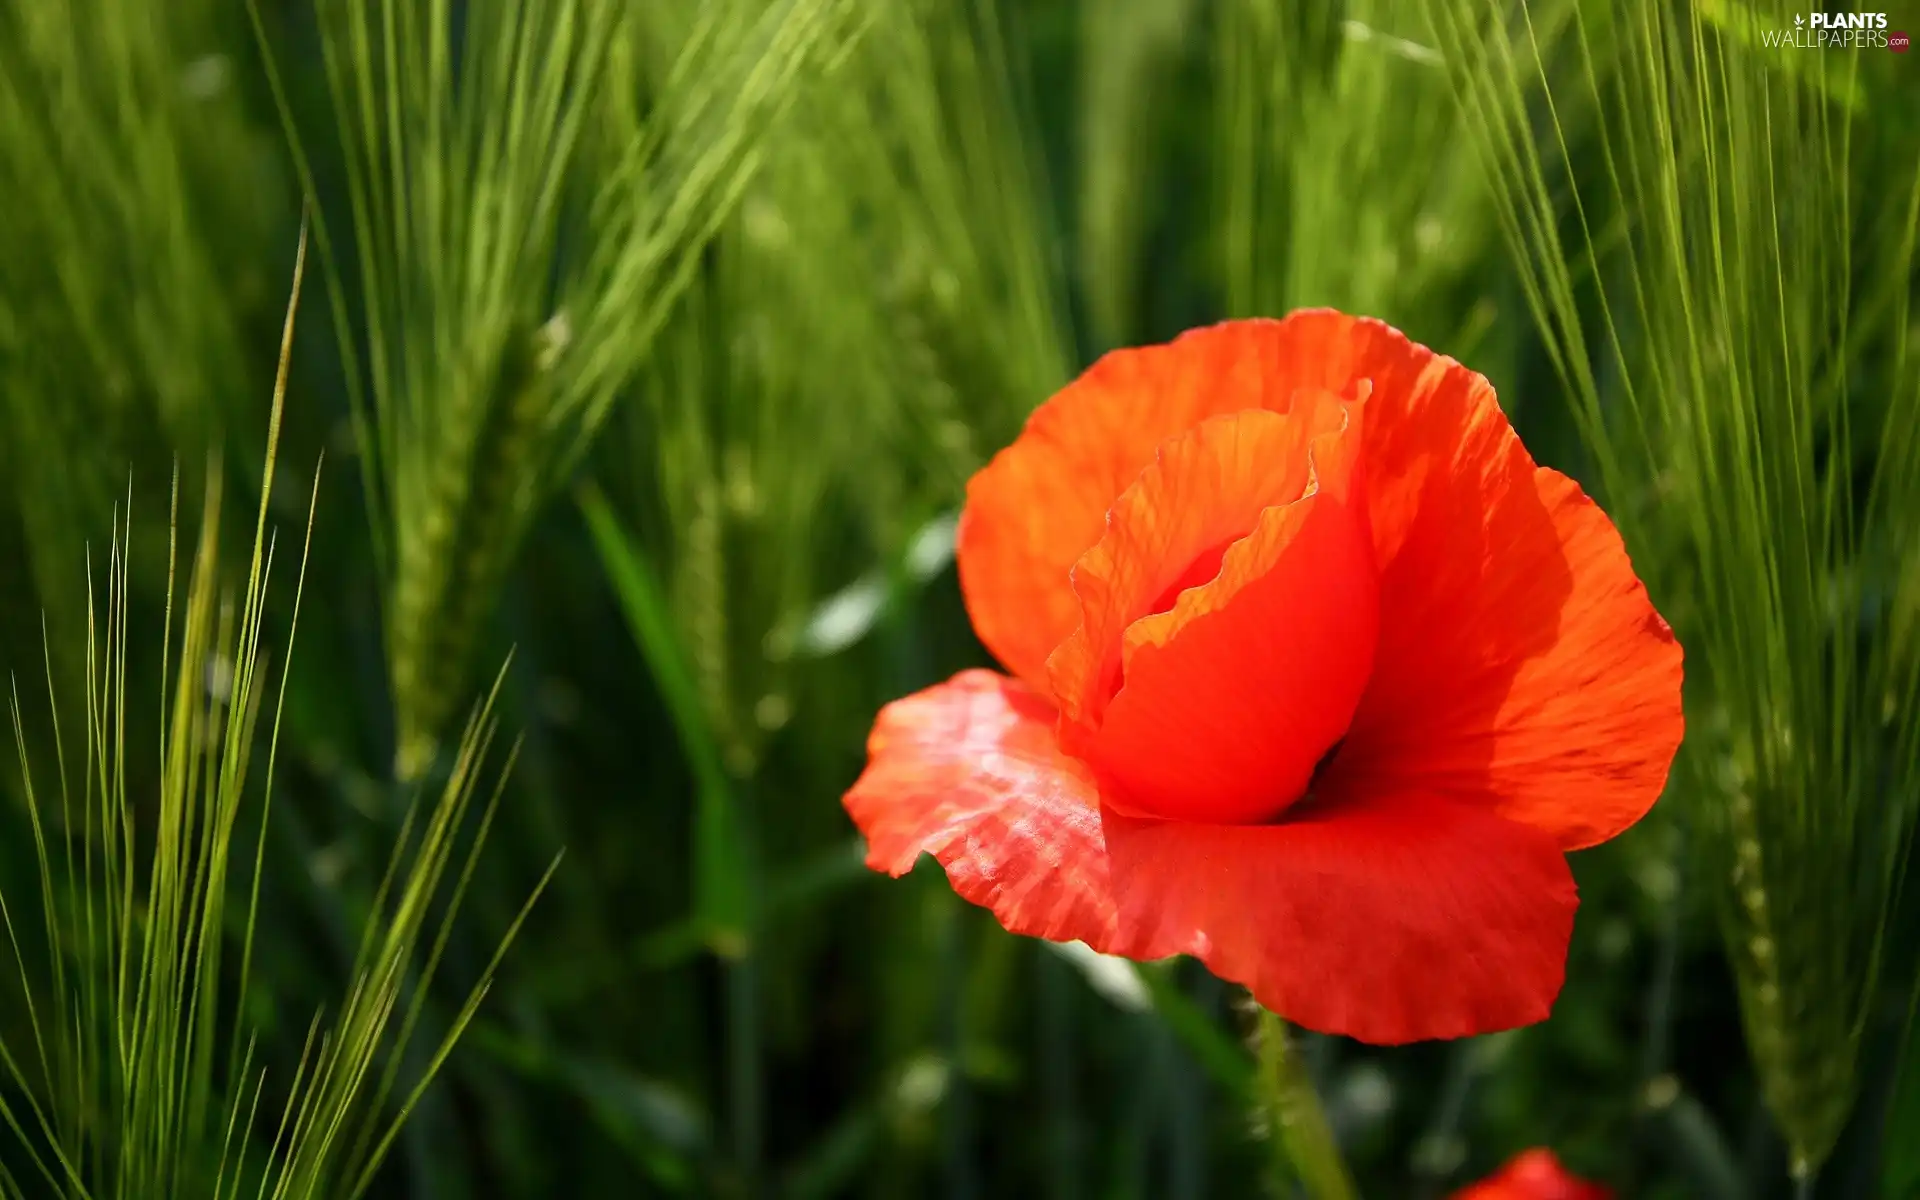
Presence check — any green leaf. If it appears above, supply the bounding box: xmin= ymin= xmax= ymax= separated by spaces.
xmin=578 ymin=482 xmax=750 ymax=954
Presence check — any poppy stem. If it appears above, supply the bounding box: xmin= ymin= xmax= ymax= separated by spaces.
xmin=1254 ymin=1006 xmax=1357 ymax=1200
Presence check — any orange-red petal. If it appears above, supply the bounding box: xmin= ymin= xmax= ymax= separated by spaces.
xmin=1045 ymin=398 xmax=1350 ymax=731
xmin=842 ymin=673 xmax=1575 ymax=1044
xmin=1054 ymin=399 xmax=1379 ymax=824
xmin=842 ymin=670 xmax=1119 ymax=945
xmin=1306 ymin=317 xmax=1682 ymax=850
xmin=1100 ymin=791 xmax=1577 ymax=1043
xmin=1449 ymin=1149 xmax=1611 ymax=1199
xmin=956 ymin=319 xmax=1357 ymax=689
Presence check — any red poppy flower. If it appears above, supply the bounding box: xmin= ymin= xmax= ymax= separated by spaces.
xmin=843 ymin=312 xmax=1682 ymax=1044
xmin=1450 ymin=1148 xmax=1611 ymax=1199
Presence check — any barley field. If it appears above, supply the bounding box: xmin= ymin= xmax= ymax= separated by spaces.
xmin=1 ymin=2 xmax=1916 ymax=1197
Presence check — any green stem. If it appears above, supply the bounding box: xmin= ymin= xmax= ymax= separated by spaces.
xmin=728 ymin=953 xmax=763 ymax=1196
xmin=1255 ymin=1007 xmax=1356 ymax=1200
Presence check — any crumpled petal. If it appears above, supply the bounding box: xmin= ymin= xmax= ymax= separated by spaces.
xmin=956 ymin=319 xmax=1362 ymax=688
xmin=842 ymin=670 xmax=1119 ymax=946
xmin=1053 ymin=397 xmax=1378 ymax=824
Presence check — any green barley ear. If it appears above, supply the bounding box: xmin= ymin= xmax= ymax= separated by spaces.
xmin=1213 ymin=1 xmax=1502 ymax=354
xmin=774 ymin=0 xmax=1074 ymax=449
xmin=574 ymin=15 xmax=1077 ymax=1164
xmin=1426 ymin=0 xmax=1920 ymax=1177
xmin=0 ymin=0 xmax=286 ymax=687
xmin=589 ymin=0 xmax=1079 ymax=774
xmin=0 ymin=234 xmax=552 ymax=1199
xmin=246 ymin=0 xmax=855 ymax=780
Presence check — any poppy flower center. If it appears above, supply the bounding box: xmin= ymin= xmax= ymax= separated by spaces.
xmin=1048 ymin=400 xmax=1382 ymax=828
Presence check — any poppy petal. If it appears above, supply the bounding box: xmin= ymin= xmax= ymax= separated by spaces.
xmin=1449 ymin=1148 xmax=1612 ymax=1199
xmin=1046 ymin=393 xmax=1352 ymax=729
xmin=1100 ymin=790 xmax=1577 ymax=1043
xmin=1056 ymin=399 xmax=1380 ymax=824
xmin=1314 ymin=319 xmax=1682 ymax=849
xmin=841 ymin=675 xmax=1576 ymax=1044
xmin=957 ymin=319 xmax=1361 ymax=688
xmin=841 ymin=669 xmax=1118 ymax=946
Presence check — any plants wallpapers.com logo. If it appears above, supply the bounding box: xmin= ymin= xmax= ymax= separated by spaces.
xmin=1798 ymin=11 xmax=1890 ymax=27
xmin=1762 ymin=10 xmax=1906 ymax=48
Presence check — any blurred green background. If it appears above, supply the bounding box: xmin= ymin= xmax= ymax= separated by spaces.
xmin=2 ymin=0 xmax=1917 ymax=1196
